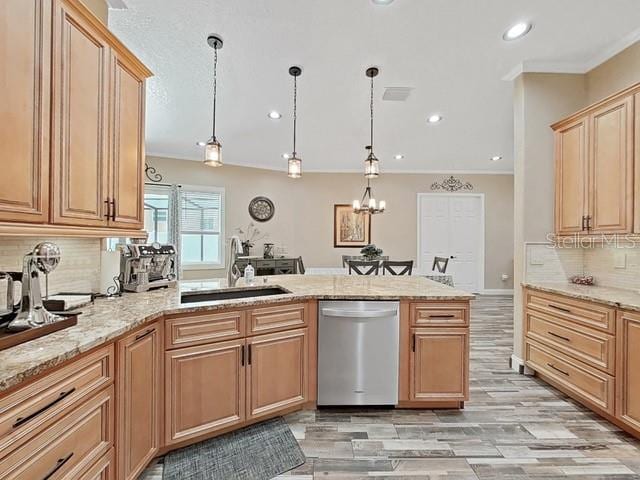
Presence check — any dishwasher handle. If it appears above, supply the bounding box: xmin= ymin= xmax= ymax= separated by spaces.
xmin=321 ymin=308 xmax=397 ymax=318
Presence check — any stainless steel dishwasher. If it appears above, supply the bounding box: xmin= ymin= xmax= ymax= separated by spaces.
xmin=318 ymin=300 xmax=399 ymax=406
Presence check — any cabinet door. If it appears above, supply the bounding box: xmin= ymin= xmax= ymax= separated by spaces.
xmin=588 ymin=96 xmax=634 ymax=233
xmin=0 ymin=0 xmax=50 ymax=223
xmin=246 ymin=328 xmax=307 ymax=420
xmin=617 ymin=311 xmax=640 ymax=433
xmin=635 ymin=93 xmax=640 ymax=234
xmin=51 ymin=0 xmax=110 ymax=227
xmin=165 ymin=339 xmax=245 ymax=445
xmin=116 ymin=323 xmax=161 ymax=480
xmin=410 ymin=328 xmax=468 ymax=401
xmin=554 ymin=118 xmax=588 ymax=235
xmin=109 ymin=53 xmax=145 ymax=228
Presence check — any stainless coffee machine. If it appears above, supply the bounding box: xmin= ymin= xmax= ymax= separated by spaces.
xmin=119 ymin=243 xmax=177 ymax=293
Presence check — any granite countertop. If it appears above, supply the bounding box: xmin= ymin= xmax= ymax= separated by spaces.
xmin=523 ymin=281 xmax=640 ymax=312
xmin=0 ymin=275 xmax=473 ymax=393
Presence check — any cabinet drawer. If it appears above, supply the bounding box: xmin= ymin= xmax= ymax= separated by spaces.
xmin=276 ymin=260 xmax=296 ymax=268
xmin=525 ymin=289 xmax=615 ymax=334
xmin=78 ymin=448 xmax=114 ymax=480
xmin=525 ymin=310 xmax=615 ymax=374
xmin=525 ymin=340 xmax=614 ymax=414
xmin=0 ymin=345 xmax=114 ymax=453
xmin=248 ymin=303 xmax=306 ymax=335
xmin=411 ymin=302 xmax=468 ymax=327
xmin=166 ymin=311 xmax=245 ymax=349
xmin=0 ymin=385 xmax=114 ymax=479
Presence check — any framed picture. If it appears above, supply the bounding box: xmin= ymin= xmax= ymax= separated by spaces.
xmin=333 ymin=204 xmax=371 ymax=248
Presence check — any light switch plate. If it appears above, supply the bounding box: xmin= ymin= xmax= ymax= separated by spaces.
xmin=614 ymin=251 xmax=627 ymax=269
xmin=529 ymin=249 xmax=544 ymax=266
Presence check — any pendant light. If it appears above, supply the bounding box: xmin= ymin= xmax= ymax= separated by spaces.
xmin=287 ymin=66 xmax=302 ymax=178
xmin=202 ymin=35 xmax=223 ymax=167
xmin=353 ymin=67 xmax=386 ymax=215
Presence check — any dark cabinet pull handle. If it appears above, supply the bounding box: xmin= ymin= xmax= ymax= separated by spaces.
xmin=13 ymin=388 xmax=76 ymax=429
xmin=247 ymin=344 xmax=252 ymax=365
xmin=42 ymin=452 xmax=74 ymax=480
xmin=547 ymin=363 xmax=570 ymax=377
xmin=581 ymin=216 xmax=587 ymax=231
xmin=411 ymin=334 xmax=416 ymax=352
xmin=241 ymin=345 xmax=245 ymax=366
xmin=135 ymin=329 xmax=154 ymax=341
xmin=548 ymin=331 xmax=571 ymax=343
xmin=548 ymin=304 xmax=572 ymax=314
xmin=104 ymin=198 xmax=111 ymax=219
xmin=587 ymin=216 xmax=592 ymax=231
xmin=428 ymin=314 xmax=455 ymax=319
xmin=110 ymin=199 xmax=116 ymax=221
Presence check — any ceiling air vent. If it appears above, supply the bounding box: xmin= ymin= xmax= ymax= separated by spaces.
xmin=382 ymin=87 xmax=413 ymax=102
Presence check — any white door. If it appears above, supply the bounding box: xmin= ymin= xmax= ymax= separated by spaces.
xmin=418 ymin=194 xmax=484 ymax=293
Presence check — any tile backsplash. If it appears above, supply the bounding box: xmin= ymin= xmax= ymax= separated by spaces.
xmin=525 ymin=241 xmax=640 ymax=290
xmin=0 ymin=237 xmax=101 ymax=295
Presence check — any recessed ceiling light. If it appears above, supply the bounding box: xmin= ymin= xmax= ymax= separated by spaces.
xmin=268 ymin=111 xmax=282 ymax=120
xmin=282 ymin=153 xmax=291 ymax=159
xmin=491 ymin=155 xmax=503 ymax=161
xmin=394 ymin=154 xmax=404 ymax=160
xmin=503 ymin=22 xmax=532 ymax=41
xmin=427 ymin=114 xmax=443 ymax=124
xmin=371 ymin=0 xmax=395 ymax=5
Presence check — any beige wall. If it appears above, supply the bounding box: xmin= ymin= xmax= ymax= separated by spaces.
xmin=148 ymin=156 xmax=514 ymax=290
xmin=587 ymin=41 xmax=640 ymax=103
xmin=81 ymin=0 xmax=108 ymax=24
xmin=512 ymin=73 xmax=587 ymax=359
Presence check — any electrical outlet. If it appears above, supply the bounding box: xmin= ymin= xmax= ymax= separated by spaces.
xmin=501 ymin=273 xmax=510 ymax=281
xmin=614 ymin=251 xmax=627 ymax=269
xmin=529 ymin=250 xmax=544 ymax=266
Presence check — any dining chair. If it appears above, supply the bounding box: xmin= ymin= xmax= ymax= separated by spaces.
xmin=432 ymin=256 xmax=450 ymax=274
xmin=347 ymin=260 xmax=380 ymax=275
xmin=341 ymin=255 xmax=361 ymax=268
xmin=297 ymin=256 xmax=305 ymax=274
xmin=382 ymin=260 xmax=414 ymax=276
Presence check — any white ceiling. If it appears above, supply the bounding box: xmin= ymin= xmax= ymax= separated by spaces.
xmin=109 ymin=0 xmax=640 ymax=174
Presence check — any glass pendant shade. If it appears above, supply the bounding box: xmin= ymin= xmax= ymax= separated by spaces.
xmin=288 ymin=155 xmax=302 ymax=178
xmin=364 ymin=152 xmax=379 ymax=178
xmin=204 ymin=138 xmax=222 ymax=167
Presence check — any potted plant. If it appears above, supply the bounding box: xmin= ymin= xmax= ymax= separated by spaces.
xmin=360 ymin=244 xmax=383 ymax=261
xmin=235 ymin=222 xmax=268 ymax=256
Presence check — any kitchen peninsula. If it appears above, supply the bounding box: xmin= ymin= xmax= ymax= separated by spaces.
xmin=0 ymin=275 xmax=472 ymax=480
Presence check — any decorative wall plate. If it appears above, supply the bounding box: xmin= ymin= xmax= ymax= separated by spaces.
xmin=248 ymin=196 xmax=275 ymax=222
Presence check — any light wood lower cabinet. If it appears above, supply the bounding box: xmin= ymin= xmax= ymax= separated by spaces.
xmin=617 ymin=310 xmax=640 ymax=432
xmin=165 ymin=339 xmax=245 ymax=445
xmin=116 ymin=323 xmax=161 ymax=480
xmin=78 ymin=448 xmax=114 ymax=480
xmin=246 ymin=328 xmax=308 ymax=420
xmin=0 ymin=0 xmax=50 ymax=223
xmin=409 ymin=328 xmax=469 ymax=402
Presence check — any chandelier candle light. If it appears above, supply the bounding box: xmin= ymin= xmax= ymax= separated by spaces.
xmin=287 ymin=66 xmax=303 ymax=178
xmin=202 ymin=35 xmax=224 ymax=167
xmin=353 ymin=67 xmax=386 ymax=214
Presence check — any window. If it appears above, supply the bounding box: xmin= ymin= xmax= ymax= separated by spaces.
xmin=180 ymin=187 xmax=225 ymax=269
xmin=145 ymin=189 xmax=170 ymax=244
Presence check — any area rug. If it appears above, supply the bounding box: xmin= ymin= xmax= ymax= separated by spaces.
xmin=162 ymin=417 xmax=305 ymax=480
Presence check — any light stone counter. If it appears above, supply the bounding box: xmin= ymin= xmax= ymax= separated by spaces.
xmin=0 ymin=275 xmax=473 ymax=393
xmin=523 ymin=281 xmax=640 ymax=312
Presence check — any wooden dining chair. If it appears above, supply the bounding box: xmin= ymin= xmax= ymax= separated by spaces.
xmin=382 ymin=260 xmax=414 ymax=276
xmin=432 ymin=256 xmax=450 ymax=274
xmin=347 ymin=260 xmax=380 ymax=275
xmin=296 ymin=256 xmax=305 ymax=274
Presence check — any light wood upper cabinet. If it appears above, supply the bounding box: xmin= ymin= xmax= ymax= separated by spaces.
xmin=109 ymin=52 xmax=146 ymax=229
xmin=588 ymin=97 xmax=634 ymax=233
xmin=555 ymin=118 xmax=589 ymax=235
xmin=51 ymin=0 xmax=110 ymax=227
xmin=116 ymin=323 xmax=161 ymax=480
xmin=553 ymin=84 xmax=638 ymax=236
xmin=246 ymin=328 xmax=308 ymax=420
xmin=0 ymin=0 xmax=51 ymax=223
xmin=165 ymin=339 xmax=245 ymax=445
xmin=616 ymin=311 xmax=640 ymax=433
xmin=410 ymin=328 xmax=468 ymax=402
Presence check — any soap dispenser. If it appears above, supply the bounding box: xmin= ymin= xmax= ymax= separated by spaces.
xmin=244 ymin=262 xmax=255 ymax=284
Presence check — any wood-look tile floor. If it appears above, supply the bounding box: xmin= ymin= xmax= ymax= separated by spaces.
xmin=141 ymin=296 xmax=640 ymax=479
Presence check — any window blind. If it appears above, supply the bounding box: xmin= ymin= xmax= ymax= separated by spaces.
xmin=180 ymin=190 xmax=221 ymax=233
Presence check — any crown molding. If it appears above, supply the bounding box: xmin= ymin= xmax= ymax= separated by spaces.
xmin=106 ymin=0 xmax=128 ymax=10
xmin=503 ymin=26 xmax=640 ymax=81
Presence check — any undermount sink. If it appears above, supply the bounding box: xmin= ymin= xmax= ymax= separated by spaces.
xmin=180 ymin=287 xmax=290 ymax=304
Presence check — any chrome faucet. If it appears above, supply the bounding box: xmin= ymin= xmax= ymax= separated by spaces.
xmin=227 ymin=236 xmax=244 ymax=287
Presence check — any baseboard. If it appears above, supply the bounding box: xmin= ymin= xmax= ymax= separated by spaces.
xmin=482 ymin=289 xmax=514 ymax=295
xmin=510 ymin=354 xmax=525 ymax=374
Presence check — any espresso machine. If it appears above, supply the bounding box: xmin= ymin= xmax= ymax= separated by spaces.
xmin=119 ymin=243 xmax=177 ymax=293
xmin=0 ymin=242 xmax=64 ymax=332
